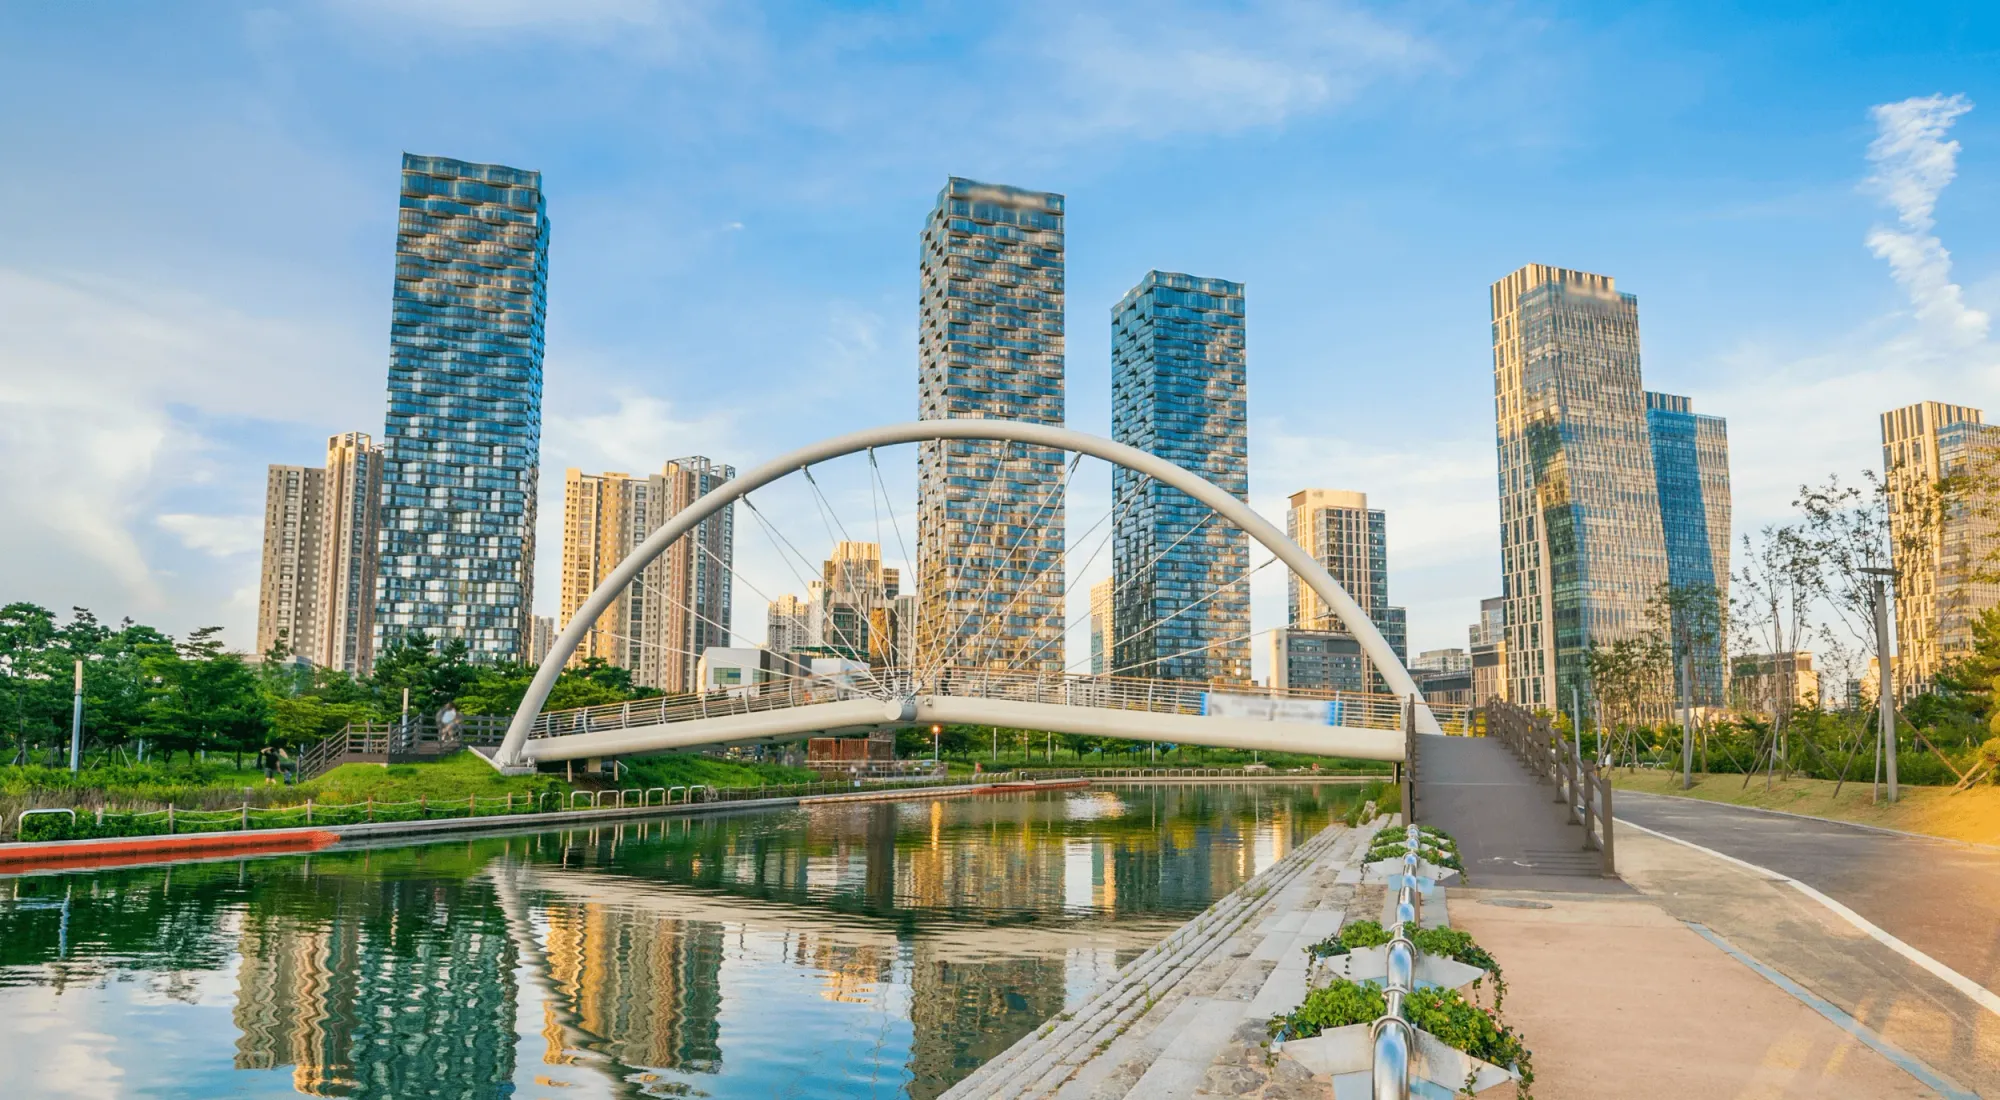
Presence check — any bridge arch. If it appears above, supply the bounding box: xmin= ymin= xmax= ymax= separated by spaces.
xmin=494 ymin=420 xmax=1440 ymax=768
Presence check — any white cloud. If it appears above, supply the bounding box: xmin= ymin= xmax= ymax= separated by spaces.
xmin=543 ymin=392 xmax=740 ymax=475
xmin=1698 ymin=93 xmax=2000 ymax=556
xmin=1864 ymin=94 xmax=1988 ymax=344
xmin=157 ymin=514 xmax=263 ymax=558
xmin=1037 ymin=1 xmax=1435 ymax=139
xmin=0 ymin=266 xmax=372 ymax=627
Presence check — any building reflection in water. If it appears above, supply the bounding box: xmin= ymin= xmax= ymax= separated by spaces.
xmin=230 ymin=877 xmax=521 ymax=1098
xmin=0 ymin=783 xmax=1345 ymax=1100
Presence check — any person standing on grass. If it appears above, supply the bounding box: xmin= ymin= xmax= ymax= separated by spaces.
xmin=259 ymin=743 xmax=282 ymax=786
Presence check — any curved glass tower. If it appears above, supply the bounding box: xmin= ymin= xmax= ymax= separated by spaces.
xmin=375 ymin=154 xmax=550 ymax=663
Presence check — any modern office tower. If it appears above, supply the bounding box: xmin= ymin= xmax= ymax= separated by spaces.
xmin=559 ymin=469 xmax=638 ymax=666
xmin=1492 ymin=264 xmax=1669 ymax=710
xmin=1285 ymin=490 xmax=1407 ymax=690
xmin=529 ymin=616 xmax=555 ymax=665
xmin=1469 ymin=595 xmax=1508 ymax=706
xmin=375 ymin=153 xmax=550 ymax=663
xmin=256 ymin=464 xmax=326 ymax=661
xmin=767 ymin=594 xmax=813 ymax=654
xmin=1110 ymin=271 xmax=1250 ymax=684
xmin=1268 ymin=627 xmax=1365 ymax=693
xmin=1089 ymin=577 xmax=1114 ymax=676
xmin=1412 ymin=649 xmax=1471 ymax=674
xmin=1882 ymin=401 xmax=2000 ymax=694
xmin=316 ymin=432 xmax=384 ymax=675
xmin=637 ymin=457 xmax=735 ymax=693
xmin=1646 ymin=392 xmax=1732 ymax=707
xmin=916 ymin=178 xmax=1067 ymax=675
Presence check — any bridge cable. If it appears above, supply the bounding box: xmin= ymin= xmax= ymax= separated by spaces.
xmin=1064 ymin=553 xmax=1280 ymax=678
xmin=1100 ymin=624 xmax=1278 ymax=681
xmin=739 ymin=495 xmax=876 ymax=663
xmin=923 ymin=449 xmax=1084 ymax=678
xmin=958 ymin=464 xmax=1136 ymax=674
xmin=867 ymin=447 xmax=915 ymax=595
xmin=916 ymin=438 xmax=1027 ymax=674
xmin=1009 ymin=471 xmax=1150 ymax=673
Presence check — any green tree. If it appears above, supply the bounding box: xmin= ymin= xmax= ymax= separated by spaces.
xmin=139 ymin=626 xmax=270 ymax=764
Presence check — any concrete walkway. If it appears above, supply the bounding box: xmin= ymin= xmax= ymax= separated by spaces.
xmin=1452 ymin=832 xmax=1982 ymax=1098
xmin=1414 ymin=734 xmax=1623 ymax=892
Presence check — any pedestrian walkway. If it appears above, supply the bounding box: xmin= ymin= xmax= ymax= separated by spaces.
xmin=1415 ymin=734 xmax=1623 ymax=892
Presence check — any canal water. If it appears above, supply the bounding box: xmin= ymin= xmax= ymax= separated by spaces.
xmin=0 ymin=782 xmax=1354 ymax=1099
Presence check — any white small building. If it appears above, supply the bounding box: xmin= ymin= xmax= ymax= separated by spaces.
xmin=697 ymin=647 xmax=806 ymax=697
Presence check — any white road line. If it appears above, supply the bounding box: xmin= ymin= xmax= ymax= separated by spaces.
xmin=1618 ymin=816 xmax=2000 ymax=1021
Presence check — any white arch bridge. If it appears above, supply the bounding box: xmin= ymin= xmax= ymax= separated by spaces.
xmin=487 ymin=421 xmax=1455 ymax=775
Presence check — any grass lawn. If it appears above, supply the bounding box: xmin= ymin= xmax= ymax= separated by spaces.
xmin=303 ymin=751 xmax=562 ymax=804
xmin=1610 ymin=768 xmax=2000 ymax=846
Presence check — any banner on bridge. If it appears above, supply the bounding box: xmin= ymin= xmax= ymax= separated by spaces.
xmin=1200 ymin=693 xmax=1345 ymax=726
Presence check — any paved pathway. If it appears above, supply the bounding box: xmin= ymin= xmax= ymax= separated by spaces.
xmin=1617 ymin=790 xmax=2000 ymax=991
xmin=1414 ymin=734 xmax=1624 ymax=892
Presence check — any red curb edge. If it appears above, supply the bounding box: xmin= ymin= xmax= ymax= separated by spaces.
xmin=0 ymin=828 xmax=342 ymax=871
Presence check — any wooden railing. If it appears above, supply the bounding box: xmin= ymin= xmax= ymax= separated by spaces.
xmin=1484 ymin=701 xmax=1615 ymax=875
xmin=297 ymin=715 xmax=510 ymax=782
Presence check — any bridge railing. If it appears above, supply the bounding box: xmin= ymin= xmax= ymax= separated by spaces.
xmin=525 ymin=666 xmax=1471 ymax=741
xmin=1485 ymin=702 xmax=1615 ymax=875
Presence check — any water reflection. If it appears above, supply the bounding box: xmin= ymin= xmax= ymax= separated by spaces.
xmin=0 ymin=783 xmax=1350 ymax=1099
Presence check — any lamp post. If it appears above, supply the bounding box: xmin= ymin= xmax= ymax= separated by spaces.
xmin=1861 ymin=566 xmax=1897 ymax=803
xmin=68 ymin=659 xmax=83 ymax=774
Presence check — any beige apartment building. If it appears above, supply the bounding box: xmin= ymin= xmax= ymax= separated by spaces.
xmin=1285 ymin=489 xmax=1407 ymax=690
xmin=1882 ymin=401 xmax=2000 ymax=695
xmin=255 ymin=432 xmax=384 ymax=673
xmin=558 ymin=458 xmax=736 ymax=692
xmin=315 ymin=432 xmax=382 ymax=675
xmin=256 ymin=464 xmax=326 ymax=661
xmin=1089 ymin=577 xmax=1114 ymax=676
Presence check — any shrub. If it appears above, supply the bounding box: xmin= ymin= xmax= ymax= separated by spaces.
xmin=1278 ymin=978 xmax=1385 ymax=1038
xmin=1404 ymin=985 xmax=1533 ymax=1090
xmin=1306 ymin=918 xmax=1392 ymax=958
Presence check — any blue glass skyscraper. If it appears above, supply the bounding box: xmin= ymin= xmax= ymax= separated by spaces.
xmin=375 ymin=154 xmax=550 ymax=662
xmin=1647 ymin=391 xmax=1731 ymax=706
xmin=1110 ymin=271 xmax=1249 ymax=683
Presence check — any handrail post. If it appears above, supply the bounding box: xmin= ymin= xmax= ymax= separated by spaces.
xmin=1600 ymin=769 xmax=1617 ymax=875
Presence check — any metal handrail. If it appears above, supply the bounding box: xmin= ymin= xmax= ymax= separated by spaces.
xmin=1370 ymin=825 xmax=1424 ymax=1100
xmin=522 ymin=666 xmax=1473 ymax=741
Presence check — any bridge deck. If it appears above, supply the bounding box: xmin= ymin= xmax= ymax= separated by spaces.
xmin=1415 ymin=734 xmax=1626 ymax=893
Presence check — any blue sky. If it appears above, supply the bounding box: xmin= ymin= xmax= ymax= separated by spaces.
xmin=2 ymin=0 xmax=1996 ymax=671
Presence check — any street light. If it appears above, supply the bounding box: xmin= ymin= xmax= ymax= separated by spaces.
xmin=1860 ymin=566 xmax=1897 ymax=803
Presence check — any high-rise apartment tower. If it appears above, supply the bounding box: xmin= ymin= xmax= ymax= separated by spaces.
xmin=916 ymin=178 xmax=1066 ymax=675
xmin=316 ymin=432 xmax=384 ymax=675
xmin=557 ymin=458 xmax=734 ymax=691
xmin=256 ymin=465 xmax=326 ymax=661
xmin=375 ymin=154 xmax=550 ymax=662
xmin=1110 ymin=272 xmax=1250 ymax=683
xmin=1285 ymin=490 xmax=1407 ymax=690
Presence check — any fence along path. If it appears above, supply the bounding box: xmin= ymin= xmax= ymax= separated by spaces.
xmin=1413 ymin=703 xmax=1625 ymax=892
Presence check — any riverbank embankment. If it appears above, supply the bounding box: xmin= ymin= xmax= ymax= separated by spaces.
xmin=0 ymin=776 xmax=1095 ymax=875
xmin=944 ymin=816 xmax=1381 ymax=1099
